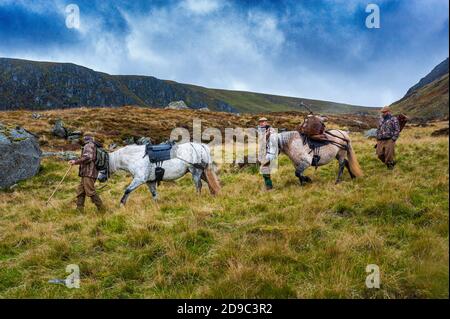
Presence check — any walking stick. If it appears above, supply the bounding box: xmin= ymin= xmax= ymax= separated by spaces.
xmin=46 ymin=165 xmax=73 ymax=206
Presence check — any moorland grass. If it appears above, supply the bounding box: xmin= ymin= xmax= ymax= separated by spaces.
xmin=0 ymin=121 xmax=448 ymax=298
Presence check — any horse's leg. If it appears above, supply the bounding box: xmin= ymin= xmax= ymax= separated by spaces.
xmin=146 ymin=181 xmax=158 ymax=201
xmin=191 ymin=168 xmax=203 ymax=194
xmin=344 ymin=159 xmax=356 ymax=179
xmin=120 ymin=177 xmax=145 ymax=206
xmin=335 ymin=151 xmax=347 ymax=184
xmin=295 ymin=159 xmax=312 ymax=186
xmin=336 ymin=159 xmax=346 ymax=184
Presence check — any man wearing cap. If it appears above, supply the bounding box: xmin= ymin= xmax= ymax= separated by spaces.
xmin=69 ymin=134 xmax=105 ymax=212
xmin=257 ymin=117 xmax=275 ymax=190
xmin=376 ymin=106 xmax=401 ymax=170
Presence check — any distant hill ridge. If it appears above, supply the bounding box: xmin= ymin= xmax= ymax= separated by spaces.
xmin=404 ymin=58 xmax=449 ymax=98
xmin=391 ymin=57 xmax=449 ymax=120
xmin=0 ymin=57 xmax=372 ymax=114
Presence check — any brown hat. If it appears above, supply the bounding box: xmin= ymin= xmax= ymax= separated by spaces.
xmin=258 ymin=117 xmax=268 ymax=122
xmin=83 ymin=131 xmax=95 ymax=139
xmin=380 ymin=106 xmax=391 ymax=113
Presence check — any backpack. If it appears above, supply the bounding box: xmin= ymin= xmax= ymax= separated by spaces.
xmin=95 ymin=147 xmax=109 ymax=171
xmin=396 ymin=114 xmax=408 ymax=132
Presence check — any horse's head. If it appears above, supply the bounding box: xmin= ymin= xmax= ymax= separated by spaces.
xmin=97 ymin=169 xmax=108 ymax=183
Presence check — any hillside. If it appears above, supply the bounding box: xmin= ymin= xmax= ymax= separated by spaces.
xmin=0 ymin=57 xmax=373 ymax=114
xmin=391 ymin=73 xmax=449 ymax=120
xmin=391 ymin=58 xmax=449 ymax=120
xmin=0 ymin=106 xmax=378 ymax=150
xmin=404 ymin=58 xmax=449 ymax=98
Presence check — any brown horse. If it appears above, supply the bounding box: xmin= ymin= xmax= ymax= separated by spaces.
xmin=268 ymin=130 xmax=363 ymax=185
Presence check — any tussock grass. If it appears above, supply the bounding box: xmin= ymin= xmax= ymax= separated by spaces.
xmin=0 ymin=117 xmax=448 ymax=298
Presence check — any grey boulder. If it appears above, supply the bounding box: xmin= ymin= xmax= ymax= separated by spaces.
xmin=0 ymin=125 xmax=42 ymax=189
xmin=52 ymin=119 xmax=68 ymax=138
xmin=165 ymin=100 xmax=189 ymax=110
xmin=364 ymin=128 xmax=378 ymax=138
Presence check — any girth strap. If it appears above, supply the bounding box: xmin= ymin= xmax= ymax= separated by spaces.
xmin=325 ymin=130 xmax=349 ymax=143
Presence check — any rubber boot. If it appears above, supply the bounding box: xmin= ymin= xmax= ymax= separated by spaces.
xmin=76 ymin=195 xmax=85 ymax=213
xmin=263 ymin=174 xmax=273 ymax=191
xmin=387 ymin=161 xmax=396 ymax=170
xmin=91 ymin=194 xmax=106 ymax=213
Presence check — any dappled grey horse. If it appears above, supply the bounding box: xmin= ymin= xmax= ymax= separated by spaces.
xmin=98 ymin=142 xmax=220 ymax=205
xmin=267 ymin=130 xmax=363 ymax=185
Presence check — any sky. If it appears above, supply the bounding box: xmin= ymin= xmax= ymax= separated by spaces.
xmin=0 ymin=0 xmax=448 ymax=107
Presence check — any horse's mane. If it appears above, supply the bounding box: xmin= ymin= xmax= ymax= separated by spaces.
xmin=116 ymin=144 xmax=145 ymax=154
xmin=278 ymin=131 xmax=300 ymax=149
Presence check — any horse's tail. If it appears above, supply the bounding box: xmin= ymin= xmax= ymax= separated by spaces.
xmin=204 ymin=163 xmax=221 ymax=195
xmin=199 ymin=144 xmax=221 ymax=195
xmin=346 ymin=140 xmax=363 ymax=177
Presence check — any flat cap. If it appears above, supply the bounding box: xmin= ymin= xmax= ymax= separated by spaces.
xmin=380 ymin=106 xmax=391 ymax=113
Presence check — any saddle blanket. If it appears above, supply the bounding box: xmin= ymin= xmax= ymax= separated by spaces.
xmin=303 ymin=135 xmax=330 ymax=150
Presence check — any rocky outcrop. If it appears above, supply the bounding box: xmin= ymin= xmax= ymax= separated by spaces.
xmin=51 ymin=119 xmax=82 ymax=142
xmin=52 ymin=119 xmax=68 ymax=138
xmin=364 ymin=128 xmax=378 ymax=138
xmin=165 ymin=100 xmax=189 ymax=110
xmin=0 ymin=58 xmax=239 ymax=113
xmin=0 ymin=123 xmax=42 ymax=188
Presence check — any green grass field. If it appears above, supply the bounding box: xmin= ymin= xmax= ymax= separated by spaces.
xmin=0 ymin=123 xmax=448 ymax=298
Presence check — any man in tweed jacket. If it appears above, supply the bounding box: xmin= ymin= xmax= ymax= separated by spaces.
xmin=376 ymin=106 xmax=401 ymax=170
xmin=69 ymin=134 xmax=105 ymax=212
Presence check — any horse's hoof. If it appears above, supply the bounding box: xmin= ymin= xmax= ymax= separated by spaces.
xmin=299 ymin=176 xmax=312 ymax=185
